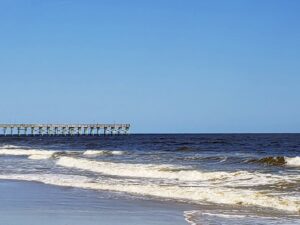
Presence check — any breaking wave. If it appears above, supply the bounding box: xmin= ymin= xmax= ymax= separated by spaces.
xmin=0 ymin=144 xmax=21 ymax=149
xmin=56 ymin=157 xmax=300 ymax=187
xmin=0 ymin=173 xmax=299 ymax=213
xmin=248 ymin=156 xmax=300 ymax=167
xmin=0 ymin=149 xmax=56 ymax=159
xmin=285 ymin=156 xmax=300 ymax=167
xmin=83 ymin=150 xmax=125 ymax=156
xmin=0 ymin=148 xmax=125 ymax=160
xmin=0 ymin=144 xmax=299 ymax=214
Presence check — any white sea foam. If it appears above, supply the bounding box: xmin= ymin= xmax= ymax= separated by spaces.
xmin=0 ymin=144 xmax=21 ymax=149
xmin=0 ymin=148 xmax=82 ymax=160
xmin=285 ymin=156 xmax=300 ymax=167
xmin=184 ymin=210 xmax=198 ymax=225
xmin=111 ymin=150 xmax=125 ymax=155
xmin=83 ymin=150 xmax=125 ymax=156
xmin=56 ymin=156 xmax=300 ymax=186
xmin=0 ymin=173 xmax=299 ymax=213
xmin=0 ymin=148 xmax=125 ymax=160
xmin=0 ymin=146 xmax=299 ymax=214
xmin=28 ymin=154 xmax=53 ymax=160
xmin=83 ymin=150 xmax=106 ymax=156
xmin=184 ymin=210 xmax=247 ymax=225
xmin=183 ymin=210 xmax=300 ymax=225
xmin=0 ymin=149 xmax=56 ymax=159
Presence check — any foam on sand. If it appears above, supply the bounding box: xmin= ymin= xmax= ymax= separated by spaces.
xmin=183 ymin=210 xmax=247 ymax=225
xmin=183 ymin=210 xmax=300 ymax=225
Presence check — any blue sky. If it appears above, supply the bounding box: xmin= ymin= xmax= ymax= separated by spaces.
xmin=0 ymin=0 xmax=299 ymax=133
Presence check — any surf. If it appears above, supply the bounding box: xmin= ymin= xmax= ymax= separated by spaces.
xmin=248 ymin=156 xmax=300 ymax=167
xmin=56 ymin=156 xmax=300 ymax=187
xmin=0 ymin=173 xmax=299 ymax=213
xmin=0 ymin=148 xmax=56 ymax=159
xmin=83 ymin=150 xmax=125 ymax=156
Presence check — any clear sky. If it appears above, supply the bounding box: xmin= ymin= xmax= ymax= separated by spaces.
xmin=0 ymin=0 xmax=299 ymax=133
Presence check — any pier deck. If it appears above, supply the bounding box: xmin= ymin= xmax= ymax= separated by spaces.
xmin=0 ymin=124 xmax=130 ymax=136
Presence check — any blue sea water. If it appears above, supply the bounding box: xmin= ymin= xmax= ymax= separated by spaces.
xmin=0 ymin=134 xmax=299 ymax=224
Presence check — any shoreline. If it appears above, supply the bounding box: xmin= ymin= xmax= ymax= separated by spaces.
xmin=0 ymin=179 xmax=190 ymax=225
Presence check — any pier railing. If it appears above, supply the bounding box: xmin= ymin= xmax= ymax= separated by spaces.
xmin=0 ymin=124 xmax=130 ymax=136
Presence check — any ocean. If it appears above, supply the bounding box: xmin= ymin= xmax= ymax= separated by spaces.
xmin=0 ymin=134 xmax=299 ymax=224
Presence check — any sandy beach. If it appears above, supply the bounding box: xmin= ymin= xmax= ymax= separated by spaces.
xmin=0 ymin=180 xmax=189 ymax=225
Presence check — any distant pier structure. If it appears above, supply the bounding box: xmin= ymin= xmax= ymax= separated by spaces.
xmin=0 ymin=124 xmax=130 ymax=136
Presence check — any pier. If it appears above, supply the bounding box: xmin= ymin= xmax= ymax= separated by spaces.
xmin=0 ymin=124 xmax=130 ymax=136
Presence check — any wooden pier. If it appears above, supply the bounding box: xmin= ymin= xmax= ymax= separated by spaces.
xmin=0 ymin=124 xmax=130 ymax=136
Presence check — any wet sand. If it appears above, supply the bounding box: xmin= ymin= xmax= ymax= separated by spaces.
xmin=0 ymin=180 xmax=189 ymax=225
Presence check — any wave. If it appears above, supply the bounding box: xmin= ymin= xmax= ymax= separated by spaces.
xmin=0 ymin=149 xmax=56 ymax=159
xmin=181 ymin=155 xmax=228 ymax=163
xmin=248 ymin=156 xmax=300 ymax=167
xmin=28 ymin=154 xmax=54 ymax=160
xmin=285 ymin=156 xmax=300 ymax=167
xmin=0 ymin=144 xmax=21 ymax=149
xmin=0 ymin=147 xmax=126 ymax=160
xmin=83 ymin=150 xmax=125 ymax=156
xmin=248 ymin=156 xmax=286 ymax=166
xmin=181 ymin=153 xmax=300 ymax=168
xmin=0 ymin=173 xmax=299 ymax=213
xmin=0 ymin=148 xmax=80 ymax=160
xmin=56 ymin=157 xmax=300 ymax=187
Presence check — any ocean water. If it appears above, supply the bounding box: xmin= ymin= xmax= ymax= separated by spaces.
xmin=0 ymin=134 xmax=299 ymax=224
